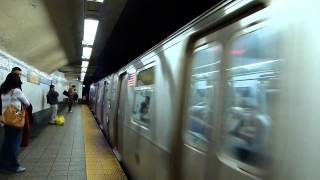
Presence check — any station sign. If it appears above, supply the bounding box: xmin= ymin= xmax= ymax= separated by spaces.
xmin=40 ymin=76 xmax=51 ymax=85
xmin=28 ymin=71 xmax=40 ymax=84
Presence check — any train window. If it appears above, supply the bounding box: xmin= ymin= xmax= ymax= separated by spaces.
xmin=132 ymin=67 xmax=155 ymax=127
xmin=136 ymin=67 xmax=154 ymax=86
xmin=184 ymin=42 xmax=222 ymax=152
xmin=222 ymin=26 xmax=280 ymax=168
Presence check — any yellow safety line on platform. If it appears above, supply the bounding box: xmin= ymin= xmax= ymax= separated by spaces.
xmin=82 ymin=106 xmax=127 ymax=180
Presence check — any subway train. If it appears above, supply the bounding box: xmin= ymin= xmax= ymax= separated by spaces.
xmin=89 ymin=0 xmax=320 ymax=179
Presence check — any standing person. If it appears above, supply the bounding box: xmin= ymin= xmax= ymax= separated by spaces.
xmin=47 ymin=85 xmax=59 ymax=125
xmin=11 ymin=67 xmax=22 ymax=78
xmin=11 ymin=67 xmax=33 ymax=147
xmin=0 ymin=73 xmax=30 ymax=172
xmin=139 ymin=96 xmax=150 ymax=123
xmin=67 ymin=87 xmax=74 ymax=112
xmin=73 ymin=89 xmax=78 ymax=103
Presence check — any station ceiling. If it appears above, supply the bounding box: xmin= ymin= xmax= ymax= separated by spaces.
xmin=0 ymin=0 xmax=126 ymax=80
xmin=0 ymin=0 xmax=219 ymax=82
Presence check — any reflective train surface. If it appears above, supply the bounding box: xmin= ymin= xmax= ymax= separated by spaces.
xmin=89 ymin=0 xmax=320 ymax=179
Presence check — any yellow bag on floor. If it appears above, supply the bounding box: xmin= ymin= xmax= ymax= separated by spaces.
xmin=55 ymin=115 xmax=65 ymax=126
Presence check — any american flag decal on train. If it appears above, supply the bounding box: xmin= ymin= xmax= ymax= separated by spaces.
xmin=128 ymin=73 xmax=136 ymax=86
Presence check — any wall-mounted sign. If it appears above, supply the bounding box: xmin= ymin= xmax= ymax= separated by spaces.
xmin=40 ymin=77 xmax=51 ymax=85
xmin=28 ymin=71 xmax=40 ymax=84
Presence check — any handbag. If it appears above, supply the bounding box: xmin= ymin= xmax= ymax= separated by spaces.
xmin=1 ymin=91 xmax=25 ymax=128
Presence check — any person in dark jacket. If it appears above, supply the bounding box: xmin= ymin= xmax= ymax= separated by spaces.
xmin=67 ymin=87 xmax=74 ymax=112
xmin=139 ymin=96 xmax=150 ymax=123
xmin=73 ymin=89 xmax=78 ymax=103
xmin=47 ymin=85 xmax=59 ymax=125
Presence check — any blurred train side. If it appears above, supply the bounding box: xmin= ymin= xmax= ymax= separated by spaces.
xmin=89 ymin=0 xmax=320 ymax=179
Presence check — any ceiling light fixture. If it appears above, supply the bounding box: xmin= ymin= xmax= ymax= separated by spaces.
xmin=82 ymin=47 xmax=92 ymax=59
xmin=87 ymin=0 xmax=104 ymax=3
xmin=81 ymin=61 xmax=89 ymax=68
xmin=81 ymin=67 xmax=87 ymax=72
xmin=83 ymin=19 xmax=99 ymax=46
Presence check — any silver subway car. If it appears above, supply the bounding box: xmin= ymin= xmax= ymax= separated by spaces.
xmin=89 ymin=0 xmax=320 ymax=179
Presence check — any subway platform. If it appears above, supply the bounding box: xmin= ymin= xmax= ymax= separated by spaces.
xmin=0 ymin=105 xmax=127 ymax=180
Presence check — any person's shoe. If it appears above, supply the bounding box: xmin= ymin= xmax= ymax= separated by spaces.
xmin=48 ymin=122 xmax=56 ymax=125
xmin=69 ymin=110 xmax=72 ymax=113
xmin=15 ymin=166 xmax=26 ymax=173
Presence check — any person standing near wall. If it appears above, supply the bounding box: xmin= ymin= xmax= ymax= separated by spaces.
xmin=11 ymin=67 xmax=33 ymax=147
xmin=73 ymin=89 xmax=78 ymax=103
xmin=0 ymin=73 xmax=30 ymax=172
xmin=47 ymin=85 xmax=59 ymax=125
xmin=67 ymin=87 xmax=74 ymax=113
xmin=11 ymin=67 xmax=22 ymax=79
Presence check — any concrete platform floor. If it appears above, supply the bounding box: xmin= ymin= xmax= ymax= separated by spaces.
xmin=0 ymin=105 xmax=126 ymax=180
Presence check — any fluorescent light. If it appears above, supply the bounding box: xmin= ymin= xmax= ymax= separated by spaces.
xmin=82 ymin=61 xmax=89 ymax=68
xmin=227 ymin=60 xmax=280 ymax=71
xmin=87 ymin=0 xmax=104 ymax=3
xmin=82 ymin=47 xmax=92 ymax=59
xmin=83 ymin=19 xmax=99 ymax=46
xmin=81 ymin=67 xmax=87 ymax=72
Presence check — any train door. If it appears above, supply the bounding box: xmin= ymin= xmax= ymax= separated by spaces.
xmin=108 ymin=77 xmax=115 ymax=145
xmin=107 ymin=75 xmax=120 ymax=148
xmin=89 ymin=84 xmax=96 ymax=110
xmin=178 ymin=2 xmax=281 ymax=180
xmin=93 ymin=82 xmax=100 ymax=116
xmin=115 ymin=74 xmax=128 ymax=157
xmin=102 ymin=78 xmax=113 ymax=138
xmin=106 ymin=78 xmax=114 ymax=141
xmin=96 ymin=80 xmax=105 ymax=126
xmin=100 ymin=80 xmax=107 ymax=130
xmin=180 ymin=40 xmax=222 ymax=180
xmin=108 ymin=75 xmax=120 ymax=150
xmin=92 ymin=83 xmax=97 ymax=114
xmin=209 ymin=7 xmax=281 ymax=180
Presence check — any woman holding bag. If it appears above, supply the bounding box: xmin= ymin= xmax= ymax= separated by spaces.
xmin=0 ymin=73 xmax=30 ymax=172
